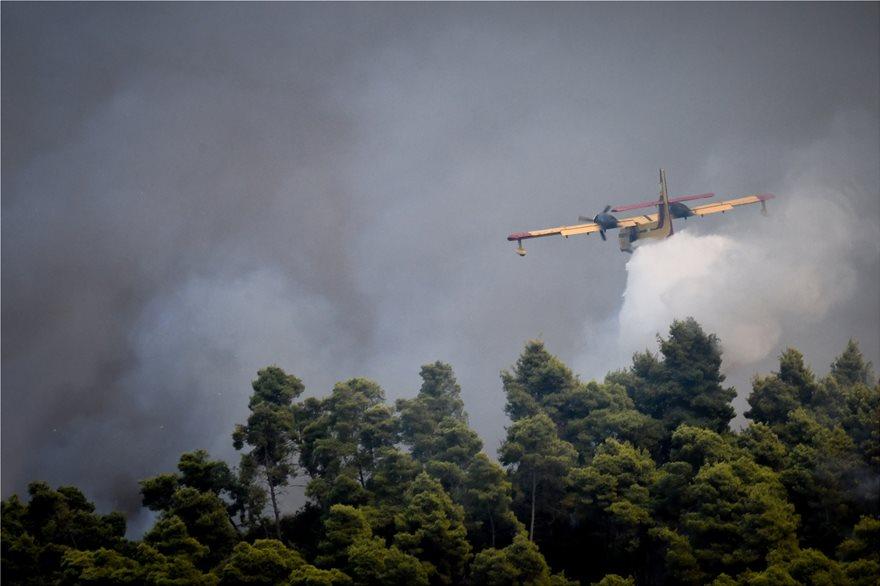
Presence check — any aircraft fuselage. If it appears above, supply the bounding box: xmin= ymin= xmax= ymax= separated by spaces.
xmin=617 ymin=169 xmax=674 ymax=253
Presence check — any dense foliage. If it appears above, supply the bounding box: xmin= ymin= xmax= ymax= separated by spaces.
xmin=3 ymin=319 xmax=878 ymax=585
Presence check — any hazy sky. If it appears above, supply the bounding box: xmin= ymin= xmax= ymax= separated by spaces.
xmin=3 ymin=3 xmax=878 ymax=532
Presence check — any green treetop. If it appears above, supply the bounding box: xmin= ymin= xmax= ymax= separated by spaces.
xmin=393 ymin=472 xmax=471 ymax=585
xmin=565 ymin=438 xmax=657 ymax=563
xmin=681 ymin=458 xmax=798 ymax=577
xmin=502 ymin=341 xmax=579 ymax=422
xmin=315 ymin=505 xmax=427 ymax=586
xmin=397 ymin=362 xmax=478 ymax=462
xmin=461 ymin=453 xmax=521 ymax=550
xmin=500 ymin=412 xmax=577 ymax=544
xmin=469 ymin=532 xmax=563 ymax=586
xmin=233 ymin=366 xmax=304 ymax=539
xmin=214 ymin=539 xmax=304 ymax=585
xmin=610 ymin=319 xmax=736 ymax=438
xmin=831 ymin=339 xmax=874 ymax=387
xmin=297 ymin=378 xmax=399 ymax=512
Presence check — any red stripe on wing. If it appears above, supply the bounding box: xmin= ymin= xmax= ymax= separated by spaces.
xmin=612 ymin=192 xmax=715 ymax=212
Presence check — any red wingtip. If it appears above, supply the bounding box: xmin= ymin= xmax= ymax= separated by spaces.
xmin=507 ymin=231 xmax=532 ymax=241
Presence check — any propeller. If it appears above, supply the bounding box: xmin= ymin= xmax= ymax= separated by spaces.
xmin=580 ymin=205 xmax=615 ymax=240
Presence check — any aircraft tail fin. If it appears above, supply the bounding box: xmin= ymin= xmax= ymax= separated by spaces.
xmin=658 ymin=168 xmax=673 ymax=235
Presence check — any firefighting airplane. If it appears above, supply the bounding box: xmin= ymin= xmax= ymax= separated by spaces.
xmin=507 ymin=169 xmax=774 ymax=255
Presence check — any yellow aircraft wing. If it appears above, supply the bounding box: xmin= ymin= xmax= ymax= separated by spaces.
xmin=690 ymin=194 xmax=774 ymax=217
xmin=506 ymin=193 xmax=773 ymax=249
xmin=616 ymin=213 xmax=658 ymax=228
xmin=507 ymin=222 xmax=600 ymax=241
xmin=507 ymin=211 xmax=658 ymax=242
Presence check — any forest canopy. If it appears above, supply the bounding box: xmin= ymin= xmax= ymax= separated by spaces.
xmin=3 ymin=318 xmax=878 ymax=585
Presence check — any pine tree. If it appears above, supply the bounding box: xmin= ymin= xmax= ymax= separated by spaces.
xmin=233 ymin=366 xmax=303 ymax=539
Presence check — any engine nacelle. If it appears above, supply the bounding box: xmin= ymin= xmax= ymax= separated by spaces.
xmin=593 ymin=212 xmax=619 ymax=230
xmin=669 ymin=202 xmax=694 ymax=219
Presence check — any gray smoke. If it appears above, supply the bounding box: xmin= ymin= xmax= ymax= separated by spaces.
xmin=3 ymin=4 xmax=878 ymax=533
